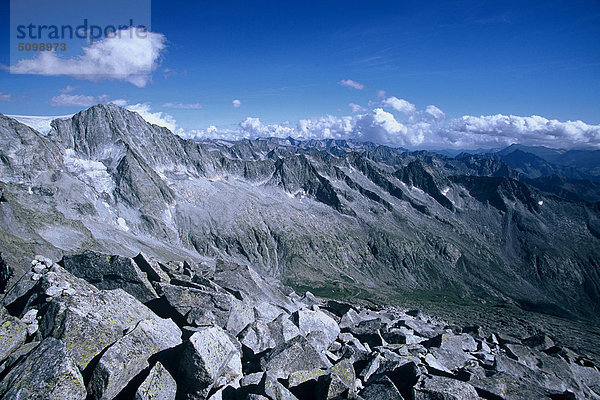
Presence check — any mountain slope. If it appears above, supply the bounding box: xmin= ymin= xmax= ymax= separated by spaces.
xmin=1 ymin=104 xmax=599 ymax=323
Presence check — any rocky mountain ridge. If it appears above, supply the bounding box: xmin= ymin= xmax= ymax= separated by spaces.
xmin=1 ymin=104 xmax=599 ymax=323
xmin=1 ymin=251 xmax=599 ymax=399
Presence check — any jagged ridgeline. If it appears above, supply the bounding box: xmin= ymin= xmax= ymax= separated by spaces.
xmin=0 ymin=104 xmax=599 ymax=324
xmin=0 ymin=252 xmax=598 ymax=399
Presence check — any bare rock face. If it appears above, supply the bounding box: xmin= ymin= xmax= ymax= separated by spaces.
xmin=0 ymin=251 xmax=599 ymax=400
xmin=413 ymin=375 xmax=479 ymax=400
xmin=87 ymin=319 xmax=182 ymax=400
xmin=0 ymin=338 xmax=86 ymax=400
xmin=0 ymin=307 xmax=27 ymax=364
xmin=178 ymin=326 xmax=243 ymax=398
xmin=135 ymin=362 xmax=177 ymax=400
xmin=2 ymin=261 xmax=182 ymax=376
xmin=59 ymin=251 xmax=159 ymax=303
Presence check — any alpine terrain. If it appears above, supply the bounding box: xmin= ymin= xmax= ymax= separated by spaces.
xmin=0 ymin=104 xmax=599 ymax=399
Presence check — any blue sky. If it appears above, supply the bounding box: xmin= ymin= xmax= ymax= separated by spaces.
xmin=1 ymin=0 xmax=599 ymax=149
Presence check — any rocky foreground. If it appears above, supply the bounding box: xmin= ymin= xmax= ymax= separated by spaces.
xmin=0 ymin=252 xmax=599 ymax=399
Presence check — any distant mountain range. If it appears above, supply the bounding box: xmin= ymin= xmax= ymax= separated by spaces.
xmin=1 ymin=104 xmax=599 ymax=324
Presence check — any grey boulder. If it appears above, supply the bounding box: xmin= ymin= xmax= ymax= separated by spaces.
xmin=60 ymin=251 xmax=158 ymax=303
xmin=87 ymin=318 xmax=182 ymax=400
xmin=135 ymin=361 xmax=177 ymax=400
xmin=0 ymin=338 xmax=86 ymax=400
xmin=178 ymin=325 xmax=243 ymax=398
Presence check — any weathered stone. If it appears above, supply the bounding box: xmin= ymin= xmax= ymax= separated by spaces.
xmin=424 ymin=353 xmax=452 ymax=375
xmin=471 ymin=372 xmax=550 ymax=400
xmin=179 ymin=326 xmax=243 ymax=398
xmin=159 ymin=282 xmax=237 ymax=328
xmin=360 ymin=354 xmax=384 ymax=382
xmin=88 ymin=318 xmax=182 ymax=400
xmin=345 ymin=319 xmax=386 ymax=348
xmin=327 ymin=359 xmax=357 ymax=398
xmin=339 ymin=308 xmax=362 ymax=330
xmin=427 ymin=334 xmax=478 ymax=371
xmin=21 ymin=308 xmax=38 ymax=336
xmin=397 ymin=318 xmax=445 ymax=339
xmin=493 ymin=353 xmax=566 ymax=394
xmin=241 ymin=372 xmax=265 ymax=387
xmin=260 ymin=335 xmax=331 ymax=379
xmin=0 ymin=338 xmax=86 ymax=399
xmin=288 ymin=368 xmax=328 ymax=388
xmin=2 ymin=271 xmax=39 ymax=314
xmin=522 ymin=333 xmax=554 ymax=351
xmin=60 ymin=251 xmax=158 ymax=303
xmin=239 ymin=314 xmax=301 ymax=355
xmin=386 ymin=359 xmax=422 ymax=399
xmin=413 ymin=375 xmax=479 ymax=400
xmin=226 ymin=300 xmax=255 ymax=336
xmin=135 ymin=361 xmax=177 ymax=400
xmin=35 ymin=265 xmax=177 ymax=371
xmin=359 ymin=376 xmax=403 ymax=400
xmin=0 ymin=307 xmax=27 ymax=363
xmin=133 ymin=253 xmax=171 ymax=283
xmin=324 ymin=300 xmax=355 ymax=318
xmin=258 ymin=372 xmax=299 ymax=400
xmin=212 ymin=261 xmax=298 ymax=313
xmin=293 ymin=308 xmax=340 ymax=352
xmin=254 ymin=301 xmax=286 ymax=323
xmin=383 ymin=326 xmax=426 ymax=345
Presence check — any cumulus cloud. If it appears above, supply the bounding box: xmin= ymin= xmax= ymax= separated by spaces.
xmin=442 ymin=114 xmax=600 ymax=149
xmin=125 ymin=103 xmax=177 ymax=132
xmin=425 ymin=105 xmax=445 ymax=120
xmin=338 ymin=79 xmax=365 ymax=90
xmin=173 ymin=95 xmax=600 ymax=150
xmin=163 ymin=102 xmax=203 ymax=110
xmin=232 ymin=99 xmax=242 ymax=108
xmin=382 ymin=97 xmax=416 ymax=114
xmin=349 ymin=103 xmax=368 ymax=113
xmin=10 ymin=28 xmax=166 ymax=87
xmin=49 ymin=93 xmax=110 ymax=107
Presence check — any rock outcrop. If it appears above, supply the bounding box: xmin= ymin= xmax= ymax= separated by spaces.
xmin=0 ymin=252 xmax=598 ymax=399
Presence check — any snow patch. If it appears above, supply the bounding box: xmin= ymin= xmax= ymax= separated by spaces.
xmin=117 ymin=217 xmax=130 ymax=231
xmin=7 ymin=114 xmax=73 ymax=135
xmin=63 ymin=149 xmax=115 ymax=194
xmin=538 ymin=200 xmax=544 ymax=206
xmin=441 ymin=187 xmax=450 ymax=195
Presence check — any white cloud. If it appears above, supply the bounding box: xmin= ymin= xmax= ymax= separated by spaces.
xmin=163 ymin=102 xmax=203 ymax=110
xmin=425 ymin=105 xmax=445 ymax=120
xmin=167 ymin=94 xmax=600 ymax=150
xmin=376 ymin=90 xmax=387 ymax=99
xmin=442 ymin=114 xmax=600 ymax=149
xmin=355 ymin=108 xmax=422 ymax=146
xmin=240 ymin=117 xmax=295 ymax=138
xmin=232 ymin=99 xmax=242 ymax=108
xmin=49 ymin=93 xmax=110 ymax=107
xmin=125 ymin=103 xmax=177 ymax=132
xmin=349 ymin=103 xmax=368 ymax=113
xmin=10 ymin=28 xmax=166 ymax=87
xmin=0 ymin=92 xmax=14 ymax=102
xmin=296 ymin=115 xmax=356 ymax=139
xmin=382 ymin=97 xmax=416 ymax=114
xmin=338 ymin=79 xmax=365 ymax=90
